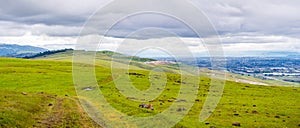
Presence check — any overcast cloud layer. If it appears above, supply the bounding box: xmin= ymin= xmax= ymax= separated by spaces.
xmin=0 ymin=0 xmax=299 ymax=55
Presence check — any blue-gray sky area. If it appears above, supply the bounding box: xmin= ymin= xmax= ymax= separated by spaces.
xmin=0 ymin=0 xmax=299 ymax=56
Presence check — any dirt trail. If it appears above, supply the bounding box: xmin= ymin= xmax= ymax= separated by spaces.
xmin=34 ymin=94 xmax=102 ymax=128
xmin=39 ymin=98 xmax=64 ymax=127
xmin=235 ymin=79 xmax=268 ymax=86
xmin=67 ymin=97 xmax=101 ymax=128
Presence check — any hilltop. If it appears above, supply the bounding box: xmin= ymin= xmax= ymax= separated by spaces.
xmin=29 ymin=49 xmax=299 ymax=87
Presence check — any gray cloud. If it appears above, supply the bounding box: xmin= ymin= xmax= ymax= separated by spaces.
xmin=0 ymin=21 xmax=81 ymax=36
xmin=0 ymin=0 xmax=299 ymax=52
xmin=192 ymin=0 xmax=300 ymax=38
xmin=105 ymin=13 xmax=198 ymax=38
xmin=1 ymin=0 xmax=300 ymax=38
xmin=0 ymin=0 xmax=107 ymax=26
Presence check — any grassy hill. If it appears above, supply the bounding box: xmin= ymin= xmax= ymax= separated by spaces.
xmin=0 ymin=51 xmax=299 ymax=127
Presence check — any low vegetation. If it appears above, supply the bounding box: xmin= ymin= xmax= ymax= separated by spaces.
xmin=0 ymin=52 xmax=299 ymax=127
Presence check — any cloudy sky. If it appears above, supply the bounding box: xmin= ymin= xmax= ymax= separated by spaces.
xmin=0 ymin=0 xmax=299 ymax=56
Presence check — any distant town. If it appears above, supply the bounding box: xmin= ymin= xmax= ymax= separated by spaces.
xmin=226 ymin=57 xmax=300 ymax=83
xmin=156 ymin=57 xmax=300 ymax=84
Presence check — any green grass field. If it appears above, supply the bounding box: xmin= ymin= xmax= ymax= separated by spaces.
xmin=0 ymin=52 xmax=299 ymax=127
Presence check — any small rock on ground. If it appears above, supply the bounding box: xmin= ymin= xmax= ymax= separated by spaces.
xmin=232 ymin=122 xmax=241 ymax=126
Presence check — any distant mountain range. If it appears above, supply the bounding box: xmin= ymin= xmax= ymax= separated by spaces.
xmin=0 ymin=44 xmax=47 ymax=58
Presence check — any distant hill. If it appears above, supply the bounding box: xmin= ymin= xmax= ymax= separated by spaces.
xmin=23 ymin=48 xmax=73 ymax=59
xmin=0 ymin=44 xmax=47 ymax=58
xmin=27 ymin=49 xmax=183 ymax=73
xmin=28 ymin=49 xmax=156 ymax=62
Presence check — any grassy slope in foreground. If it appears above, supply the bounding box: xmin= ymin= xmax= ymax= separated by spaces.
xmin=0 ymin=58 xmax=100 ymax=128
xmin=0 ymin=56 xmax=299 ymax=127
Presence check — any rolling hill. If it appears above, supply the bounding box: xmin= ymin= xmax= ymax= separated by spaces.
xmin=0 ymin=50 xmax=299 ymax=127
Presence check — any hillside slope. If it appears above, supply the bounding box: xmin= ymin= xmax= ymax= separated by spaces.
xmin=32 ymin=50 xmax=182 ymax=73
xmin=0 ymin=57 xmax=299 ymax=127
xmin=33 ymin=50 xmax=299 ymax=87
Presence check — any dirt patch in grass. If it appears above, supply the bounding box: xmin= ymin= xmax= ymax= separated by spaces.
xmin=39 ymin=98 xmax=64 ymax=127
